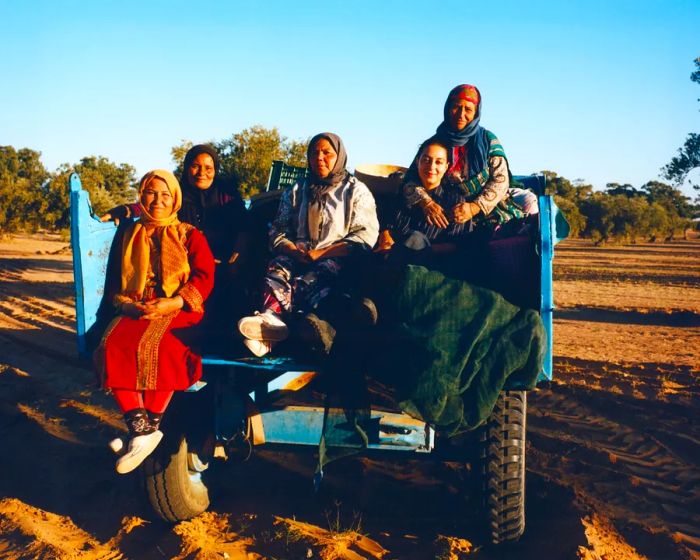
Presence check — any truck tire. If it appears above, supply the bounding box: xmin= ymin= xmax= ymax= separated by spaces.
xmin=481 ymin=390 xmax=527 ymax=544
xmin=142 ymin=435 xmax=210 ymax=522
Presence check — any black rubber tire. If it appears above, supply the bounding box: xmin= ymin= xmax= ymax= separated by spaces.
xmin=141 ymin=435 xmax=210 ymax=522
xmin=481 ymin=390 xmax=527 ymax=544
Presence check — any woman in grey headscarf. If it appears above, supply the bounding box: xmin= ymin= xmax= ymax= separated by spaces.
xmin=237 ymin=132 xmax=379 ymax=357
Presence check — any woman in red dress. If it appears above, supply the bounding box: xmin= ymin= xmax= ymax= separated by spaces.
xmin=94 ymin=169 xmax=215 ymax=474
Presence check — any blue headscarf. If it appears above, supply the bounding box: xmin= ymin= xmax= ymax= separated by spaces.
xmin=434 ymin=84 xmax=490 ymax=180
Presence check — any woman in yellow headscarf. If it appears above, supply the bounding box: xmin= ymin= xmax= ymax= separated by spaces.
xmin=95 ymin=169 xmax=215 ymax=474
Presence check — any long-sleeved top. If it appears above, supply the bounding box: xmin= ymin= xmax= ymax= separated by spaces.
xmin=393 ymin=181 xmax=473 ymax=243
xmin=269 ymin=175 xmax=379 ymax=252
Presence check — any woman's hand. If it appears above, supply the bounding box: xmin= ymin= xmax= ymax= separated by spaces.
xmin=451 ymin=202 xmax=480 ymax=224
xmin=281 ymin=241 xmax=311 ymax=263
xmin=419 ymin=199 xmax=449 ymax=229
xmin=120 ymin=301 xmax=147 ymax=318
xmin=99 ymin=204 xmax=130 ymax=226
xmin=223 ymin=252 xmax=241 ymax=278
xmin=307 ymin=242 xmax=350 ymax=261
xmin=140 ymin=296 xmax=184 ymax=320
xmin=373 ymin=229 xmax=395 ymax=253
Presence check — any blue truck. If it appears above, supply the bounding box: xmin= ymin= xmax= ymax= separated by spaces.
xmin=69 ymin=163 xmax=568 ymax=544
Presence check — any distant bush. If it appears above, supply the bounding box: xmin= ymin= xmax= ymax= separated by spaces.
xmin=1 ymin=146 xmax=136 ymax=234
xmin=545 ymin=172 xmax=696 ymax=244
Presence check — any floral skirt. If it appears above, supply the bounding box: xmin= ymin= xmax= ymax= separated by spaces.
xmin=264 ymin=255 xmax=344 ymax=313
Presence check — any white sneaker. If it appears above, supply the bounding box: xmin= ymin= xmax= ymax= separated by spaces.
xmin=115 ymin=430 xmax=163 ymax=474
xmin=243 ymin=338 xmax=274 ymax=357
xmin=238 ymin=310 xmax=289 ymax=342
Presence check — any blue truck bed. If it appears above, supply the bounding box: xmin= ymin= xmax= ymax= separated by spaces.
xmin=69 ymin=166 xmax=568 ymax=540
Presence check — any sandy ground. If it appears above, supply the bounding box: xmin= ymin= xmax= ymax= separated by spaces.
xmin=0 ymin=233 xmax=698 ymax=560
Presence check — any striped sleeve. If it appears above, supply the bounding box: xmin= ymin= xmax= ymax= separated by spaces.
xmin=475 ymin=133 xmax=510 ymax=215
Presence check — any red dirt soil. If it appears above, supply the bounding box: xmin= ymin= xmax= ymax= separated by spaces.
xmin=0 ymin=234 xmax=697 ymax=559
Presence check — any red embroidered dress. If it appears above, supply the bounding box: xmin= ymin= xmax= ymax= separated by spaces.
xmin=95 ymin=224 xmax=215 ymax=391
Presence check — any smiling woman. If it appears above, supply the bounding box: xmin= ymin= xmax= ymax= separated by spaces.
xmin=391 ymin=137 xmax=487 ymax=273
xmin=186 ymin=152 xmax=216 ymax=190
xmin=140 ymin=178 xmax=174 ymax=219
xmin=94 ymin=169 xmax=215 ymax=475
xmin=100 ymin=144 xmax=252 ymax=340
xmin=403 ymin=84 xmax=530 ymax=232
xmin=417 ymin=142 xmax=449 ymax=190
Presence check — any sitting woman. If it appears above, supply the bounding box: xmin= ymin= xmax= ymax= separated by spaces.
xmin=404 ymin=84 xmax=536 ymax=240
xmin=237 ymin=132 xmax=379 ymax=357
xmin=176 ymin=144 xmax=250 ymax=276
xmin=94 ymin=170 xmax=215 ymax=474
xmin=357 ymin=104 xmax=546 ymax=436
xmin=391 ymin=138 xmax=473 ymax=274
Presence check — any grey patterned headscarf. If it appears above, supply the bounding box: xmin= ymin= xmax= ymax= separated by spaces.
xmin=306 ymin=132 xmax=349 ymax=242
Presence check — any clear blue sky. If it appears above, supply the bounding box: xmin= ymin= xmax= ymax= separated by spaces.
xmin=1 ymin=0 xmax=698 ymax=197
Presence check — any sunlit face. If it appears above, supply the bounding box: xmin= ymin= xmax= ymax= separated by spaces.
xmin=417 ymin=143 xmax=449 ymax=190
xmin=309 ymin=138 xmax=338 ymax=179
xmin=187 ymin=153 xmax=216 ymax=190
xmin=141 ymin=178 xmax=174 ymax=219
xmin=448 ymin=99 xmax=477 ymax=131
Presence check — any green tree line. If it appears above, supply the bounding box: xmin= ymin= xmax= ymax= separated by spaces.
xmin=545 ymin=172 xmax=696 ymax=244
xmin=2 ymin=126 xmax=698 ymax=243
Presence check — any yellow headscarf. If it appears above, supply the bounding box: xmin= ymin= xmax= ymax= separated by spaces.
xmin=120 ymin=169 xmax=191 ymax=300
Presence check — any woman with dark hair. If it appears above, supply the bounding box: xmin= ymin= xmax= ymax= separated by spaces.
xmin=95 ymin=169 xmax=215 ymax=473
xmin=392 ymin=137 xmax=468 ymax=268
xmin=385 ymin=84 xmax=538 ymax=286
xmin=237 ymin=132 xmax=379 ymax=357
xmin=176 ymin=144 xmax=250 ymax=273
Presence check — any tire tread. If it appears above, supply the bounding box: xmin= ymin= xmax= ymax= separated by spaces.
xmin=142 ymin=436 xmax=210 ymax=522
xmin=481 ymin=390 xmax=527 ymax=544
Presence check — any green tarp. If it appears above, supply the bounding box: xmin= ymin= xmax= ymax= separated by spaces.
xmin=319 ymin=264 xmax=546 ymax=469
xmin=369 ymin=264 xmax=545 ymax=435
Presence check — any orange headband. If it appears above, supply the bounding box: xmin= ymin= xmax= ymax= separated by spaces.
xmin=449 ymin=85 xmax=480 ymax=105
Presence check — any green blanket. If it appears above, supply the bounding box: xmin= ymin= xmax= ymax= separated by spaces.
xmin=318 ymin=264 xmax=545 ymax=469
xmin=369 ymin=264 xmax=545 ymax=435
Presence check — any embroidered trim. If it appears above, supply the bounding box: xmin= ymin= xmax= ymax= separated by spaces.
xmin=178 ymin=283 xmax=204 ymax=313
xmin=136 ymin=316 xmax=173 ymax=390
xmin=94 ymin=316 xmax=123 ymax=387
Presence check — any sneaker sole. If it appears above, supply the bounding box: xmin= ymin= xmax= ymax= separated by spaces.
xmin=115 ymin=430 xmax=163 ymax=474
xmin=243 ymin=338 xmax=273 ymax=357
xmin=238 ymin=318 xmax=289 ymax=342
